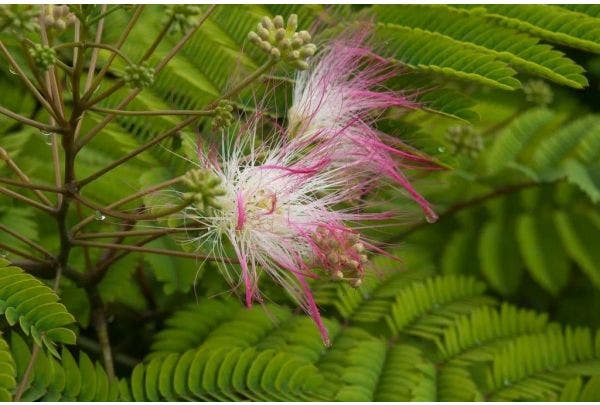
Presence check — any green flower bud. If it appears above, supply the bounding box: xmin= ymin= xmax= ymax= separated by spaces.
xmin=272 ymin=15 xmax=284 ymax=29
xmin=261 ymin=16 xmax=274 ymax=30
xmin=0 ymin=5 xmax=39 ymax=33
xmin=248 ymin=13 xmax=316 ymax=71
xmin=123 ymin=62 xmax=155 ymax=89
xmin=28 ymin=43 xmax=56 ymax=72
xmin=523 ymin=80 xmax=553 ymax=106
xmin=182 ymin=169 xmax=226 ymax=211
xmin=165 ymin=5 xmax=202 ymax=34
xmin=287 ymin=14 xmax=298 ymax=32
xmin=211 ymin=100 xmax=234 ymax=131
xmin=445 ymin=125 xmax=483 ymax=158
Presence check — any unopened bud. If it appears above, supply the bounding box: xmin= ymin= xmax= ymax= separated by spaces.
xmin=270 ymin=47 xmax=281 ymax=59
xmin=257 ymin=26 xmax=270 ymax=40
xmin=275 ymin=28 xmax=285 ymax=41
xmin=273 ymin=15 xmax=284 ymax=29
xmin=261 ymin=16 xmax=274 ymax=30
xmin=287 ymin=14 xmax=298 ymax=31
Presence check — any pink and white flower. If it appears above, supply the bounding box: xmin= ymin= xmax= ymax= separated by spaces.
xmin=187 ymin=118 xmax=394 ymax=345
xmin=288 ymin=27 xmax=439 ymax=223
xmin=186 ymin=28 xmax=437 ymax=344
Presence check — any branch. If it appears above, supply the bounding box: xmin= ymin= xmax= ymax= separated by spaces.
xmin=77 ymin=227 xmax=203 ymax=239
xmin=0 ymin=148 xmax=54 ymax=205
xmin=0 ymin=186 xmax=56 ymax=214
xmin=0 ymin=241 xmax=52 ymax=264
xmin=0 ymin=104 xmax=61 ymax=133
xmin=72 ymin=192 xmax=192 ymax=221
xmin=90 ymin=106 xmax=214 ymax=116
xmin=13 ymin=344 xmax=40 ymax=401
xmin=82 ymin=5 xmax=144 ymax=101
xmin=385 ymin=181 xmax=541 ymax=243
xmin=72 ymin=239 xmax=237 ymax=263
xmin=71 ymin=176 xmax=184 ymax=234
xmin=76 ymin=4 xmax=217 ymax=149
xmin=0 ymin=223 xmax=54 ymax=260
xmin=0 ymin=177 xmax=64 ymax=194
xmin=90 ymin=292 xmax=115 ymax=379
xmin=0 ymin=40 xmax=59 ymax=122
xmin=77 ymin=117 xmax=197 ymax=187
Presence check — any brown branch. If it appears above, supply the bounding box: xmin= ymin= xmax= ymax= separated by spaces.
xmin=0 ymin=186 xmax=56 ymax=214
xmin=90 ymin=291 xmax=115 ymax=379
xmin=13 ymin=344 xmax=40 ymax=401
xmin=0 ymin=223 xmax=54 ymax=260
xmin=385 ymin=181 xmax=541 ymax=243
xmin=82 ymin=5 xmax=144 ymax=101
xmin=0 ymin=177 xmax=64 ymax=193
xmin=77 ymin=117 xmax=196 ymax=187
xmin=0 ymin=104 xmax=61 ymax=133
xmin=76 ymin=4 xmax=217 ymax=150
xmin=77 ymin=227 xmax=202 ymax=240
xmin=73 ymin=239 xmax=236 ymax=263
xmin=0 ymin=40 xmax=59 ymax=121
xmin=0 ymin=148 xmax=53 ymax=205
xmin=0 ymin=241 xmax=51 ymax=264
xmin=90 ymin=106 xmax=214 ymax=116
xmin=71 ymin=176 xmax=184 ymax=234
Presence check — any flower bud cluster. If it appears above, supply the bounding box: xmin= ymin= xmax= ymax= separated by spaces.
xmin=165 ymin=5 xmax=202 ymax=34
xmin=28 ymin=44 xmax=57 ymax=72
xmin=182 ymin=169 xmax=226 ymax=211
xmin=42 ymin=5 xmax=76 ymax=32
xmin=523 ymin=80 xmax=553 ymax=106
xmin=247 ymin=14 xmax=316 ymax=70
xmin=0 ymin=5 xmax=39 ymax=33
xmin=211 ymin=100 xmax=234 ymax=131
xmin=123 ymin=62 xmax=155 ymax=89
xmin=313 ymin=225 xmax=367 ymax=287
xmin=445 ymin=125 xmax=483 ymax=158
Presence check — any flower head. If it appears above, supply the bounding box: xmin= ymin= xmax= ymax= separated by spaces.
xmin=289 ymin=26 xmax=438 ymax=223
xmin=185 ymin=117 xmax=392 ymax=345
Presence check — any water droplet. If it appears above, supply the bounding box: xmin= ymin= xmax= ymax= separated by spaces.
xmin=0 ymin=250 xmax=7 ymax=259
xmin=94 ymin=210 xmax=106 ymax=221
xmin=437 ymin=146 xmax=446 ymax=153
xmin=39 ymin=130 xmax=53 ymax=145
xmin=8 ymin=65 xmax=16 ymax=75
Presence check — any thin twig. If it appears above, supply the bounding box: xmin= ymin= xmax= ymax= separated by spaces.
xmin=0 ymin=186 xmax=56 ymax=214
xmin=0 ymin=104 xmax=60 ymax=133
xmin=90 ymin=106 xmax=214 ymax=116
xmin=77 ymin=4 xmax=217 ymax=149
xmin=73 ymin=239 xmax=237 ymax=263
xmin=0 ymin=40 xmax=59 ymax=121
xmin=0 ymin=223 xmax=54 ymax=260
xmin=0 ymin=177 xmax=64 ymax=193
xmin=13 ymin=345 xmax=40 ymax=401
xmin=72 ymin=192 xmax=191 ymax=221
xmin=71 ymin=176 xmax=184 ymax=234
xmin=0 ymin=148 xmax=53 ymax=205
xmin=385 ymin=181 xmax=541 ymax=243
xmin=77 ymin=227 xmax=203 ymax=239
xmin=77 ymin=116 xmax=196 ymax=186
xmin=82 ymin=5 xmax=144 ymax=101
xmin=0 ymin=241 xmax=52 ymax=264
xmin=90 ymin=293 xmax=115 ymax=379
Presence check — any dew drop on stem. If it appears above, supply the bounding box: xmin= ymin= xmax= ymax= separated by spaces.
xmin=94 ymin=210 xmax=106 ymax=221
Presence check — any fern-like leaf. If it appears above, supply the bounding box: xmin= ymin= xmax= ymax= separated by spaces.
xmin=0 ymin=260 xmax=76 ymax=355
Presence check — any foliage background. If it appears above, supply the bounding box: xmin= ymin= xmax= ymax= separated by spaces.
xmin=0 ymin=3 xmax=600 ymax=401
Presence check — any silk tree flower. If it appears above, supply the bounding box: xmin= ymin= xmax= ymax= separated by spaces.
xmin=184 ymin=119 xmax=395 ymax=346
xmin=287 ymin=26 xmax=439 ymax=223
